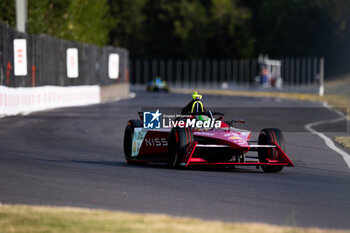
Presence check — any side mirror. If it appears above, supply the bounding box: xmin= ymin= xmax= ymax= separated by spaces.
xmin=229 ymin=119 xmax=245 ymax=126
xmin=233 ymin=119 xmax=245 ymax=124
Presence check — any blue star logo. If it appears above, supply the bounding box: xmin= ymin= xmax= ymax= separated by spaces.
xmin=143 ymin=109 xmax=162 ymax=129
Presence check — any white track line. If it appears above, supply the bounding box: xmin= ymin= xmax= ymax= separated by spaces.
xmin=109 ymin=92 xmax=136 ymax=102
xmin=304 ymin=102 xmax=350 ymax=168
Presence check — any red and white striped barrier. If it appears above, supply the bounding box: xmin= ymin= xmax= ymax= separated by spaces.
xmin=0 ymin=85 xmax=100 ymax=116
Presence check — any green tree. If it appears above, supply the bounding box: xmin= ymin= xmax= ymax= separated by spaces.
xmin=207 ymin=0 xmax=254 ymax=58
xmin=109 ymin=0 xmax=254 ymax=58
xmin=64 ymin=0 xmax=110 ymax=45
xmin=109 ymin=0 xmax=148 ymax=55
xmin=173 ymin=0 xmax=209 ymax=58
xmin=248 ymin=0 xmax=343 ymax=57
xmin=27 ymin=0 xmax=110 ymax=45
xmin=0 ymin=0 xmax=16 ymax=27
xmin=140 ymin=0 xmax=180 ymax=58
xmin=27 ymin=0 xmax=69 ymax=36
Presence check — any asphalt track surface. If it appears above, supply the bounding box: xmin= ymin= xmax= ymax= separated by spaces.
xmin=0 ymin=90 xmax=350 ymax=229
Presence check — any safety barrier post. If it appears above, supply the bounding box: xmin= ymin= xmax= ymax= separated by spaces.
xmin=6 ymin=62 xmax=12 ymax=86
xmin=319 ymin=58 xmax=324 ymax=96
xmin=31 ymin=65 xmax=36 ymax=87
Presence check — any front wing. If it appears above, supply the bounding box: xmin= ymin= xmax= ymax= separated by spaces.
xmin=180 ymin=141 xmax=294 ymax=167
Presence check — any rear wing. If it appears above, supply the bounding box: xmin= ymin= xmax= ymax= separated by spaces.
xmin=138 ymin=112 xmax=143 ymax=122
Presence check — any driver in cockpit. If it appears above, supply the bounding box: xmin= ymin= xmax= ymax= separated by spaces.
xmin=181 ymin=91 xmax=205 ymax=115
xmin=181 ymin=91 xmax=211 ymax=122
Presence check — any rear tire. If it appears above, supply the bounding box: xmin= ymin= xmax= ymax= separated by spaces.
xmin=258 ymin=128 xmax=285 ymax=173
xmin=168 ymin=127 xmax=193 ymax=168
xmin=124 ymin=120 xmax=143 ymax=163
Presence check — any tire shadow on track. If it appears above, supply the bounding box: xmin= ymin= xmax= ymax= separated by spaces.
xmin=33 ymin=157 xmax=287 ymax=174
xmin=126 ymin=161 xmax=265 ymax=174
xmin=34 ymin=159 xmax=127 ymax=168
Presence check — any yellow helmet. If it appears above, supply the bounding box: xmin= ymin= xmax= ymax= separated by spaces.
xmin=191 ymin=91 xmax=204 ymax=113
xmin=192 ymin=91 xmax=202 ymax=100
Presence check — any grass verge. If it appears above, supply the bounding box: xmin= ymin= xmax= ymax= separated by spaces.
xmin=171 ymin=88 xmax=349 ymax=119
xmin=334 ymin=136 xmax=350 ymax=151
xmin=0 ymin=204 xmax=349 ymax=233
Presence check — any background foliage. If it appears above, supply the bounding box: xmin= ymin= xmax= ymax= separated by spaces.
xmin=1 ymin=0 xmax=350 ymax=76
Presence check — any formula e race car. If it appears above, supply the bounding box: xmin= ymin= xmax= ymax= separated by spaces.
xmin=146 ymin=77 xmax=170 ymax=92
xmin=123 ymin=111 xmax=294 ymax=173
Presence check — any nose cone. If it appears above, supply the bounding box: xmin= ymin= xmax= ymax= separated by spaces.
xmin=224 ymin=132 xmax=249 ymax=149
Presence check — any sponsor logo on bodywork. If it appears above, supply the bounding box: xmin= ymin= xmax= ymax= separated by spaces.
xmin=132 ymin=128 xmax=147 ymax=157
xmin=195 ymin=132 xmax=215 ymax=136
xmin=145 ymin=138 xmax=168 ymax=146
xmin=229 ymin=136 xmax=241 ymax=140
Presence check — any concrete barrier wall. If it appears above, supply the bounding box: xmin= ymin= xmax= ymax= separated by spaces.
xmin=0 ymin=83 xmax=129 ymax=117
xmin=100 ymin=83 xmax=130 ymax=102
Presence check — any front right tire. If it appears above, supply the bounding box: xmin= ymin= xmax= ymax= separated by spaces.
xmin=258 ymin=128 xmax=286 ymax=173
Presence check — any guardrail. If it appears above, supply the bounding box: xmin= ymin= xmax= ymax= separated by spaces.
xmin=130 ymin=57 xmax=324 ymax=94
xmin=0 ymin=21 xmax=129 ymax=88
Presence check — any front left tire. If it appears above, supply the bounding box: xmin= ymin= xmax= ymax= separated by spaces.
xmin=258 ymin=128 xmax=286 ymax=173
xmin=123 ymin=120 xmax=142 ymax=163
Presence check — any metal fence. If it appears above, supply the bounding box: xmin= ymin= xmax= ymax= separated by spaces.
xmin=130 ymin=57 xmax=323 ymax=92
xmin=0 ymin=22 xmax=129 ymax=88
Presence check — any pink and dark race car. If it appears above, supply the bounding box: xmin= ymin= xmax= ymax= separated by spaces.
xmin=124 ymin=112 xmax=294 ymax=173
xmin=124 ymin=103 xmax=294 ymax=173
